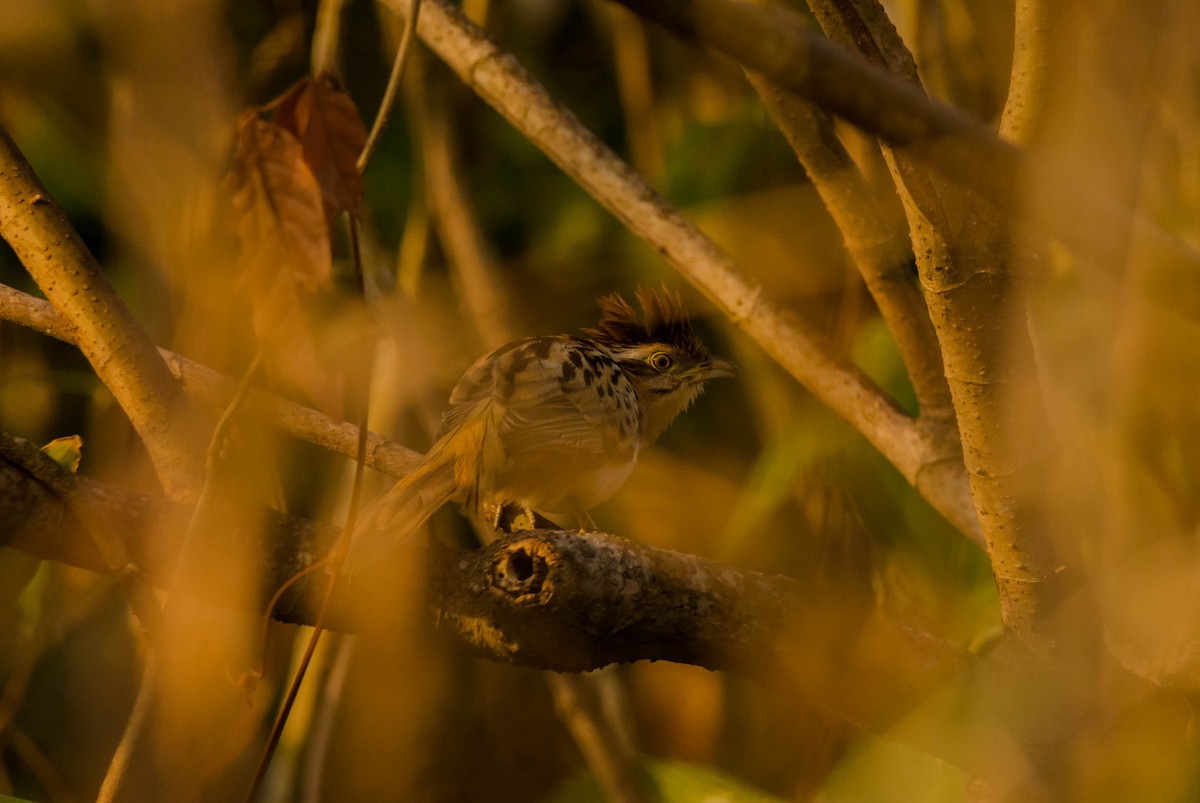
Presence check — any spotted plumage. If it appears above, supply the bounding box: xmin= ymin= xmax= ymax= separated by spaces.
xmin=345 ymin=287 xmax=735 ymax=570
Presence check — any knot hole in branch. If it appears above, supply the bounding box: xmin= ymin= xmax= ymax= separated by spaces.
xmin=489 ymin=539 xmax=554 ymax=604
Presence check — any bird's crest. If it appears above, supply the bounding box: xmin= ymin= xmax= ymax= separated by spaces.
xmin=584 ymin=286 xmax=707 ymax=361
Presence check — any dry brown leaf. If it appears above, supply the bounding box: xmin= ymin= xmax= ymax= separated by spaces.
xmin=274 ymin=74 xmax=368 ymax=220
xmin=228 ymin=113 xmax=344 ymax=417
xmin=230 ymin=113 xmax=332 ymax=292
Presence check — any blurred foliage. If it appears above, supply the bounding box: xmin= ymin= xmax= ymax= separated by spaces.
xmin=815 ymin=736 xmax=968 ymax=803
xmin=551 ymin=758 xmax=789 ymax=803
xmin=0 ymin=0 xmax=1005 ymax=799
xmin=4 ymin=0 xmax=1199 ymax=801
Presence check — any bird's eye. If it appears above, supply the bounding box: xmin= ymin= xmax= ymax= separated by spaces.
xmin=648 ymin=352 xmax=673 ymax=372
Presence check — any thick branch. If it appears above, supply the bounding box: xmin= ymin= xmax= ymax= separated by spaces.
xmin=429 ymin=529 xmax=799 ymax=673
xmin=999 ymin=0 xmax=1054 ymax=145
xmin=617 ymin=0 xmax=1020 ymax=201
xmin=797 ymin=0 xmax=1063 ymax=635
xmin=745 ymin=73 xmax=952 ymax=420
xmin=0 ymin=127 xmax=202 ymax=498
xmin=610 ymin=0 xmax=1200 ymax=325
xmin=0 ymin=430 xmax=963 ymax=732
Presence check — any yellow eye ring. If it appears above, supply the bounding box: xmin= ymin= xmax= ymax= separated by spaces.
xmin=648 ymin=352 xmax=673 ymax=371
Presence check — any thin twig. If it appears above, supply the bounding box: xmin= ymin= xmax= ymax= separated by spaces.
xmin=300 ymin=636 xmax=355 ymax=803
xmin=358 ymin=0 xmax=423 ymax=172
xmin=245 ymin=216 xmax=376 ymax=801
xmin=244 ymin=601 xmax=328 ymax=802
xmin=161 ymin=353 xmax=264 ymax=617
xmin=97 ymin=653 xmax=160 ymax=803
xmin=6 ymin=724 xmax=79 ymax=803
xmin=0 ymin=284 xmax=424 ymax=480
xmin=311 ymin=0 xmax=350 ymax=76
xmin=547 ymin=674 xmax=650 ymax=803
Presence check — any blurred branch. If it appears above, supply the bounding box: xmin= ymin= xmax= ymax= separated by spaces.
xmin=545 ymin=672 xmax=649 ymax=803
xmin=0 ymin=284 xmax=424 ymax=480
xmin=377 ymin=0 xmax=982 ymax=544
xmin=0 ymin=434 xmax=161 ymax=633
xmin=311 ymin=0 xmax=348 ymax=76
xmin=610 ymin=0 xmax=1200 ymax=325
xmin=607 ymin=3 xmax=665 ymax=182
xmin=408 ymin=58 xmax=515 ymax=350
xmin=5 ymin=725 xmax=77 ymax=803
xmin=0 ymin=126 xmax=202 ymax=499
xmin=0 ymin=430 xmax=965 ymax=732
xmin=746 ymin=73 xmax=953 ymax=421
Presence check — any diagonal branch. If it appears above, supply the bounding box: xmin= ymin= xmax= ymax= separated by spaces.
xmin=0 ymin=283 xmax=424 ymax=480
xmin=378 ymin=0 xmax=981 ymax=542
xmin=0 ymin=126 xmax=202 ymax=499
xmin=616 ymin=0 xmax=1022 ymax=202
xmin=610 ymin=0 xmax=1200 ymax=325
xmin=407 ymin=56 xmax=515 ymax=350
xmin=745 ymin=73 xmax=952 ymax=421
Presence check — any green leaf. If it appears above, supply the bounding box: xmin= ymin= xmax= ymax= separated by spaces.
xmin=40 ymin=434 xmax=83 ymax=473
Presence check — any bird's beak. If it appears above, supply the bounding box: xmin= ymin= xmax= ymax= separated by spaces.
xmin=701 ymin=355 xmax=738 ymax=379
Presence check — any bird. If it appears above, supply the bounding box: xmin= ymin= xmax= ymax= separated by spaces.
xmin=344 ymin=286 xmax=735 ymax=570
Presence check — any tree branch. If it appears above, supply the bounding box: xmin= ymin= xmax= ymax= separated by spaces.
xmin=407 ymin=56 xmax=514 ymax=351
xmin=4 ymin=431 xmax=1187 ymax=795
xmin=0 ymin=433 xmax=162 ymax=634
xmin=745 ymin=73 xmax=953 ymax=421
xmin=0 ymin=283 xmax=424 ymax=481
xmin=0 ymin=429 xmax=964 ymax=733
xmin=617 ymin=0 xmax=1021 ymax=201
xmin=610 ymin=0 xmax=1200 ymax=325
xmin=795 ymin=0 xmax=1063 ymax=635
xmin=998 ymin=0 xmax=1055 ymax=145
xmin=378 ymin=0 xmax=981 ymax=543
xmin=0 ymin=126 xmax=203 ymax=499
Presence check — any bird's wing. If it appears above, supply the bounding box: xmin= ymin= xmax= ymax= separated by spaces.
xmin=438 ymin=337 xmax=637 ymax=466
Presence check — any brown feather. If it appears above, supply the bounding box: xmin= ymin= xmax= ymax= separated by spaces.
xmin=583 ymin=286 xmax=707 ymax=361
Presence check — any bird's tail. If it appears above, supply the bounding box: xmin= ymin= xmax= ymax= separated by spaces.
xmin=342 ymin=452 xmax=458 ymax=574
